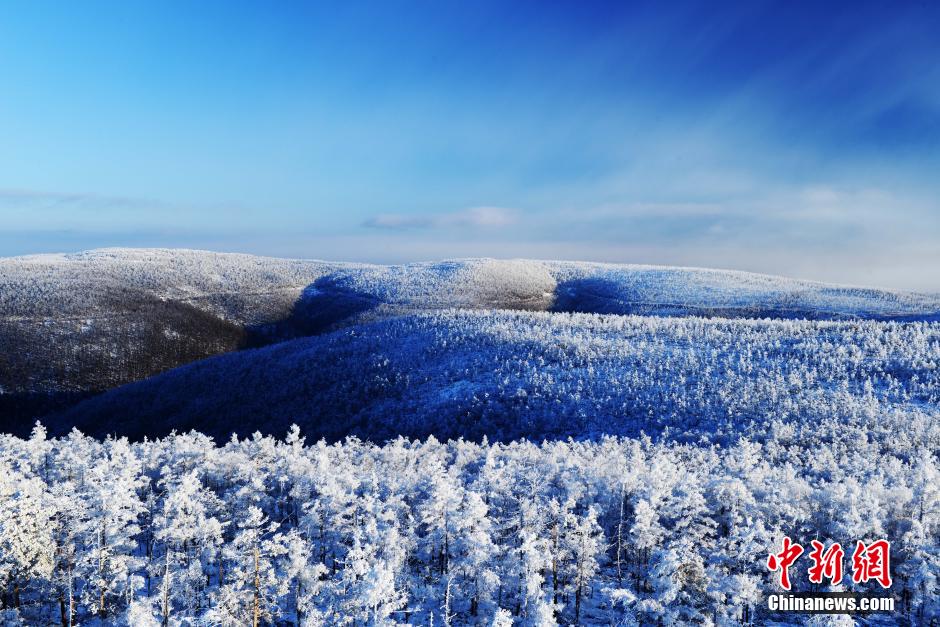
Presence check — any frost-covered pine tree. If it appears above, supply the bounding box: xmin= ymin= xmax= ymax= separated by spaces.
xmin=75 ymin=438 xmax=145 ymax=619
xmin=449 ymin=490 xmax=499 ymax=619
xmin=152 ymin=469 xmax=224 ymax=624
xmin=0 ymin=462 xmax=54 ymax=612
xmin=209 ymin=506 xmax=286 ymax=627
xmin=278 ymin=528 xmax=329 ymax=626
xmin=565 ymin=506 xmax=604 ymax=624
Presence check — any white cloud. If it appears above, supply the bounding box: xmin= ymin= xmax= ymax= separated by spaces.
xmin=363 ymin=206 xmax=518 ymax=230
xmin=362 ymin=214 xmax=434 ymax=229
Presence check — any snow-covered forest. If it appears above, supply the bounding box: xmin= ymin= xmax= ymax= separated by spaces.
xmin=1 ymin=421 xmax=938 ymax=626
xmin=60 ymin=310 xmax=940 ymax=446
xmin=4 ymin=250 xmax=939 ymax=432
xmin=2 ymin=252 xmax=939 ymax=625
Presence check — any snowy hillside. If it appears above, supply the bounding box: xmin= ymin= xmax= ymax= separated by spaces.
xmin=3 ymin=248 xmax=939 ymax=431
xmin=5 ymin=248 xmax=938 ymax=325
xmin=0 ymin=248 xmax=339 ymax=321
xmin=60 ymin=310 xmax=940 ymax=445
xmin=2 ymin=250 xmax=939 ymax=625
xmin=0 ymin=249 xmax=337 ymax=407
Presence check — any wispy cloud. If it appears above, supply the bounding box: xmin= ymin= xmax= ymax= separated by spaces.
xmin=0 ymin=188 xmax=263 ymax=233
xmin=0 ymin=188 xmax=163 ymax=212
xmin=363 ymin=206 xmax=517 ymax=230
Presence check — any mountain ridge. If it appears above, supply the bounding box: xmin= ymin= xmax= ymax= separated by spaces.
xmin=3 ymin=248 xmax=939 ymax=434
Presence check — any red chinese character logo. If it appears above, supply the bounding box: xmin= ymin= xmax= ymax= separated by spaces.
xmin=767 ymin=536 xmax=804 ymax=590
xmin=807 ymin=540 xmax=844 ymax=585
xmin=851 ymin=539 xmax=892 ymax=588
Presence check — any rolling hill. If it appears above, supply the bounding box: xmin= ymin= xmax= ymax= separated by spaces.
xmin=59 ymin=310 xmax=940 ymax=445
xmin=3 ymin=249 xmax=940 ymax=626
xmin=3 ymin=248 xmax=939 ymax=435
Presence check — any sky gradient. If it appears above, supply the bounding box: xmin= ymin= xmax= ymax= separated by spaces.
xmin=1 ymin=1 xmax=939 ymax=290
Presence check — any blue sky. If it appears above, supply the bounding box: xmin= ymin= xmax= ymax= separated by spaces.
xmin=1 ymin=1 xmax=939 ymax=290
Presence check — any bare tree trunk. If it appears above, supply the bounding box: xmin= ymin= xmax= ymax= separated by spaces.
xmin=162 ymin=551 xmax=171 ymax=627
xmin=67 ymin=564 xmax=74 ymax=627
xmin=551 ymin=522 xmax=559 ymax=605
xmin=616 ymin=485 xmax=626 ymax=585
xmin=575 ymin=539 xmax=585 ymax=623
xmin=442 ymin=574 xmax=452 ymax=627
xmin=253 ymin=546 xmax=261 ymax=627
xmin=470 ymin=575 xmax=479 ymax=616
xmin=98 ymin=523 xmax=107 ymax=618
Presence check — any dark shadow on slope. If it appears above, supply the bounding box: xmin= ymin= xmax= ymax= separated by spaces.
xmin=243 ymin=275 xmax=381 ymax=346
xmin=549 ymin=277 xmax=940 ymax=320
xmin=52 ymin=318 xmax=610 ymax=445
xmin=551 ymin=277 xmax=641 ymax=315
xmin=44 ymin=276 xmax=383 ymax=438
xmin=0 ymin=274 xmax=385 ymax=435
xmin=549 ymin=276 xmax=734 ymax=317
xmin=0 ymin=296 xmax=247 ymax=434
xmin=0 ymin=392 xmax=99 ymax=437
xmin=892 ymin=313 xmax=940 ymax=322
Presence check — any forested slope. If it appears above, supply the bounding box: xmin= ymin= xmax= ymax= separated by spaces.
xmin=0 ymin=249 xmax=336 ymax=398
xmin=2 ymin=250 xmax=939 ymax=625
xmin=4 ymin=247 xmax=940 ymax=435
xmin=61 ymin=310 xmax=940 ymax=446
xmin=3 ymin=248 xmax=937 ymax=403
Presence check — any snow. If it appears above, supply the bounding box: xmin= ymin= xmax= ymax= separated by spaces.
xmin=0 ymin=420 xmax=936 ymax=625
xmin=2 ymin=248 xmax=937 ymax=323
xmin=1 ymin=248 xmax=938 ymax=625
xmin=2 ymin=247 xmax=938 ymax=420
xmin=59 ymin=309 xmax=940 ymax=448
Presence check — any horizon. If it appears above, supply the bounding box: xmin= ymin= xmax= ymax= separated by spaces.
xmin=2 ymin=1 xmax=939 ymax=290
xmin=5 ymin=245 xmax=939 ymax=295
